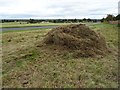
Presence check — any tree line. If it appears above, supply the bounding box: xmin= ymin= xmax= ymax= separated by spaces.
xmin=1 ymin=14 xmax=120 ymax=23
xmin=101 ymin=14 xmax=120 ymax=22
xmin=1 ymin=18 xmax=100 ymax=23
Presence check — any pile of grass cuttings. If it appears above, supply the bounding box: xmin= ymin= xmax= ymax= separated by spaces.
xmin=43 ymin=24 xmax=108 ymax=58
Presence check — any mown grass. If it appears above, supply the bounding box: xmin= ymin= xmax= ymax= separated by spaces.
xmin=1 ymin=22 xmax=72 ymax=28
xmin=2 ymin=28 xmax=49 ymax=33
xmin=2 ymin=23 xmax=118 ymax=88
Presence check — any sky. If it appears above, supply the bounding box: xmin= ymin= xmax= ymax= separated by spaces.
xmin=0 ymin=0 xmax=119 ymax=19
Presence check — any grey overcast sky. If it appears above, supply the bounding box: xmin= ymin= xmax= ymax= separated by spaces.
xmin=0 ymin=0 xmax=119 ymax=19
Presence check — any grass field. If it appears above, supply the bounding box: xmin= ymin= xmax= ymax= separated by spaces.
xmin=2 ymin=23 xmax=118 ymax=88
xmin=1 ymin=22 xmax=72 ymax=28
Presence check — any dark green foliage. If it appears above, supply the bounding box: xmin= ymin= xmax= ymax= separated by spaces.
xmin=105 ymin=14 xmax=115 ymax=21
xmin=29 ymin=18 xmax=36 ymax=23
xmin=115 ymin=14 xmax=120 ymax=20
xmin=101 ymin=18 xmax=105 ymax=22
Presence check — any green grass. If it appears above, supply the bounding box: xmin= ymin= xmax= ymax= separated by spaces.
xmin=1 ymin=22 xmax=72 ymax=28
xmin=2 ymin=23 xmax=118 ymax=88
xmin=2 ymin=28 xmax=49 ymax=33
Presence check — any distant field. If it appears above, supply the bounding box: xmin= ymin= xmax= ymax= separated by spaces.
xmin=1 ymin=22 xmax=72 ymax=28
xmin=2 ymin=23 xmax=118 ymax=88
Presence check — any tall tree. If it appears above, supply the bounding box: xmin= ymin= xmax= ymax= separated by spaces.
xmin=105 ymin=14 xmax=115 ymax=21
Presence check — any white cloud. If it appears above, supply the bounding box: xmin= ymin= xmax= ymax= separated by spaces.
xmin=0 ymin=0 xmax=119 ymax=19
